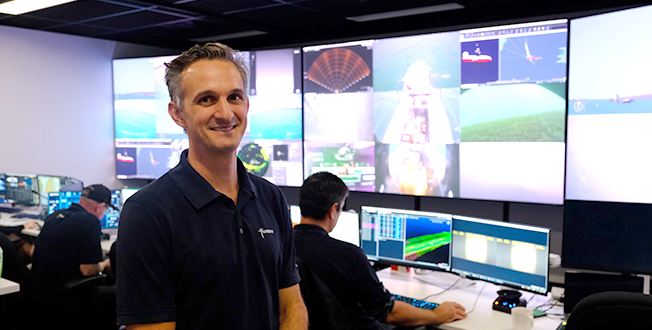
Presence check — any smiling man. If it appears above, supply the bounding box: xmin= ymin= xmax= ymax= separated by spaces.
xmin=116 ymin=43 xmax=307 ymax=330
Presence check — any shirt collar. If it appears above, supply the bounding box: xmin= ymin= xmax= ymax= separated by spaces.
xmin=294 ymin=224 xmax=329 ymax=236
xmin=169 ymin=149 xmax=258 ymax=209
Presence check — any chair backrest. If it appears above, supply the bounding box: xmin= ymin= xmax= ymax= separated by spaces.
xmin=0 ymin=232 xmax=49 ymax=329
xmin=566 ymin=291 xmax=652 ymax=330
xmin=296 ymin=258 xmax=351 ymax=330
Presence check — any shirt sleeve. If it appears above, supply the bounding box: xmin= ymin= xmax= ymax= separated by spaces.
xmin=116 ymin=199 xmax=177 ymax=325
xmin=277 ymin=192 xmax=301 ymax=289
xmin=349 ymin=248 xmax=395 ymax=321
xmin=78 ymin=216 xmax=103 ymax=265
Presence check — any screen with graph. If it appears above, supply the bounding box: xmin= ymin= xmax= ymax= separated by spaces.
xmin=361 ymin=206 xmax=452 ymax=271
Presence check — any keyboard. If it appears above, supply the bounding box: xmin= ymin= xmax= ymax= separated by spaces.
xmin=392 ymin=294 xmax=439 ymax=310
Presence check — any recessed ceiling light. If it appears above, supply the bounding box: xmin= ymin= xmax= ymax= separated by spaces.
xmin=0 ymin=0 xmax=78 ymax=15
xmin=346 ymin=3 xmax=464 ymax=22
xmin=190 ymin=30 xmax=268 ymax=42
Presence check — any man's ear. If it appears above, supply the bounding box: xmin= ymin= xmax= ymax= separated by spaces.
xmin=168 ymin=101 xmax=187 ymax=129
xmin=328 ymin=202 xmax=340 ymax=220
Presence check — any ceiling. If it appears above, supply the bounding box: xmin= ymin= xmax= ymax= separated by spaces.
xmin=0 ymin=0 xmax=649 ymax=52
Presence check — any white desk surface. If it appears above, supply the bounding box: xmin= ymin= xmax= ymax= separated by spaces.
xmin=376 ymin=268 xmax=564 ymax=330
xmin=1 ymin=211 xmax=116 ymax=253
xmin=0 ymin=278 xmax=20 ymax=296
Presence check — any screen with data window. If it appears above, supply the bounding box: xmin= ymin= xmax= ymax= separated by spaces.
xmin=361 ymin=206 xmax=452 ymax=271
xmin=451 ymin=215 xmax=550 ymax=294
xmin=48 ymin=190 xmax=122 ymax=229
xmin=4 ymin=173 xmax=39 ymax=206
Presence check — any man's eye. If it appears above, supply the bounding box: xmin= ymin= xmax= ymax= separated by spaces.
xmin=229 ymin=94 xmax=243 ymax=101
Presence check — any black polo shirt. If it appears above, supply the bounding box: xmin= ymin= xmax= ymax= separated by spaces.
xmin=116 ymin=150 xmax=300 ymax=329
xmin=32 ymin=203 xmax=103 ymax=296
xmin=293 ymin=224 xmax=394 ymax=330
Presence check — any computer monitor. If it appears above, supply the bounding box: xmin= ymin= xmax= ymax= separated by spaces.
xmin=48 ymin=190 xmax=122 ymax=229
xmin=4 ymin=173 xmax=39 ymax=205
xmin=361 ymin=206 xmax=452 ymax=271
xmin=37 ymin=174 xmax=65 ymax=206
xmin=289 ymin=205 xmax=361 ymax=247
xmin=329 ymin=211 xmax=360 ymax=247
xmin=565 ymin=4 xmax=652 ymax=204
xmin=289 ymin=204 xmax=301 ymax=226
xmin=562 ymin=200 xmax=652 ymax=274
xmin=0 ymin=174 xmax=8 ymax=204
xmin=450 ymin=215 xmax=550 ymax=295
xmin=121 ymin=187 xmax=140 ymax=204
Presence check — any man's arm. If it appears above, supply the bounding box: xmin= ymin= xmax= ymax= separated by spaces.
xmin=385 ymin=300 xmax=467 ymax=327
xmin=279 ymin=284 xmax=308 ymax=330
xmin=126 ymin=322 xmax=176 ymax=330
xmin=79 ymin=258 xmax=111 ymax=276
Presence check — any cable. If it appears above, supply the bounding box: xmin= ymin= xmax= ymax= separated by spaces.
xmin=466 ymin=282 xmax=487 ymax=314
xmin=419 ymin=277 xmax=463 ymax=300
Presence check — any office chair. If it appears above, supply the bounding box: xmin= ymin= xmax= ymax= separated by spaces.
xmin=565 ymin=291 xmax=652 ymax=330
xmin=0 ymin=232 xmax=48 ymax=330
xmin=62 ymin=267 xmax=117 ymax=329
xmin=296 ymin=258 xmax=352 ymax=330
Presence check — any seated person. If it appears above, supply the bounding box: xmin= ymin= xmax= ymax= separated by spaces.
xmin=30 ymin=184 xmax=113 ymax=315
xmin=294 ymin=172 xmax=467 ymax=329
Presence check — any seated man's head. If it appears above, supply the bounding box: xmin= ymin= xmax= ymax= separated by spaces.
xmin=299 ymin=172 xmax=349 ymax=232
xmin=80 ymin=184 xmax=118 ymax=219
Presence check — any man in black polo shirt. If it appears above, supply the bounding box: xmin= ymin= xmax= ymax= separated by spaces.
xmin=31 ymin=184 xmax=114 ymax=314
xmin=294 ymin=172 xmax=467 ymax=329
xmin=116 ymin=42 xmax=307 ymax=329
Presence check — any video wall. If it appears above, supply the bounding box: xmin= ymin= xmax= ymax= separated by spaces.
xmin=565 ymin=5 xmax=652 ymax=204
xmin=303 ymin=19 xmax=567 ymax=204
xmin=112 ymin=48 xmax=303 ymax=186
xmin=110 ymin=15 xmax=615 ymax=206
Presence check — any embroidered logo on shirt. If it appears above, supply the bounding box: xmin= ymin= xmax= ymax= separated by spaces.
xmin=258 ymin=228 xmax=275 ymax=238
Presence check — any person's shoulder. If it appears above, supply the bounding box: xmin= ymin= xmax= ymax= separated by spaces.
xmin=127 ymin=173 xmax=177 ymax=205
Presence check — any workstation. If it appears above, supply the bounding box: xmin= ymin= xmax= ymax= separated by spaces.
xmin=2 ymin=0 xmax=652 ymax=329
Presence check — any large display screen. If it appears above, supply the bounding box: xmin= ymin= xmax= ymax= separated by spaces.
xmin=113 ymin=48 xmax=303 ymax=186
xmin=361 ymin=206 xmax=452 ymax=271
xmin=451 ymin=215 xmax=550 ymax=295
xmin=303 ymin=19 xmax=567 ymax=204
xmin=565 ymin=5 xmax=652 ymax=203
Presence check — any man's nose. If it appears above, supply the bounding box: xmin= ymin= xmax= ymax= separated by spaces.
xmin=212 ymin=98 xmax=234 ymax=120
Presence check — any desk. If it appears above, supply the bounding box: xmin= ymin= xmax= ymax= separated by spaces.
xmin=376 ymin=269 xmax=564 ymax=330
xmin=0 ymin=278 xmax=20 ymax=296
xmin=1 ymin=211 xmax=116 ymax=253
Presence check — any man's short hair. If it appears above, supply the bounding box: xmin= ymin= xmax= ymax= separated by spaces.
xmin=164 ymin=42 xmax=249 ymax=107
xmin=300 ymin=172 xmax=349 ymax=221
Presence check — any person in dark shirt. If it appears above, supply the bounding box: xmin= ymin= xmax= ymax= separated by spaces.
xmin=116 ymin=42 xmax=307 ymax=330
xmin=294 ymin=172 xmax=467 ymax=329
xmin=30 ymin=184 xmax=114 ymax=319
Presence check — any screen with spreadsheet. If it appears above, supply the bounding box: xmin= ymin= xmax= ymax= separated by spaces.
xmin=451 ymin=215 xmax=550 ymax=294
xmin=361 ymin=206 xmax=452 ymax=271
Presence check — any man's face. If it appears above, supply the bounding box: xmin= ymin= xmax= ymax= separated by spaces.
xmin=172 ymin=59 xmax=249 ymax=155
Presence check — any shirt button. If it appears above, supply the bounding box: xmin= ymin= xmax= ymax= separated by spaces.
xmin=240 ymin=228 xmax=243 ymax=234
